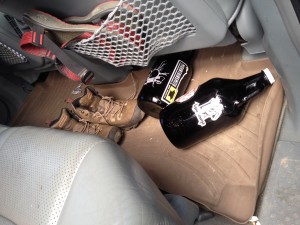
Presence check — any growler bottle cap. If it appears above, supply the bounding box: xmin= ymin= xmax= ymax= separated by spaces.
xmin=263 ymin=68 xmax=275 ymax=84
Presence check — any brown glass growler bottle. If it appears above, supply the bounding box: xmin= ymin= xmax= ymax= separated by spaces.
xmin=159 ymin=68 xmax=275 ymax=149
xmin=137 ymin=50 xmax=195 ymax=118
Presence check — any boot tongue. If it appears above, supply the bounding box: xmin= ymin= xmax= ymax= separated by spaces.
xmin=98 ymin=100 xmax=107 ymax=114
xmin=79 ymin=88 xmax=94 ymax=107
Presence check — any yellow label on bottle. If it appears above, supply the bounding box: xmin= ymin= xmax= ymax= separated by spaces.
xmin=166 ymin=86 xmax=178 ymax=103
xmin=161 ymin=60 xmax=188 ymax=104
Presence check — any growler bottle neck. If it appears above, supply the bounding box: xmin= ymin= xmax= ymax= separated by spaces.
xmin=236 ymin=68 xmax=275 ymax=106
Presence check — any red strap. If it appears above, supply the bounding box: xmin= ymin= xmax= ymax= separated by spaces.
xmin=20 ymin=31 xmax=93 ymax=83
xmin=20 ymin=31 xmax=54 ymax=58
xmin=56 ymin=64 xmax=81 ymax=81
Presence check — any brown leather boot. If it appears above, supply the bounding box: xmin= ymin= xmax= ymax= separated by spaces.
xmin=72 ymin=87 xmax=145 ymax=129
xmin=49 ymin=108 xmax=122 ymax=143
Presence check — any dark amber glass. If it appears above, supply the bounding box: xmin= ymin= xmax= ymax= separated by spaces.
xmin=138 ymin=50 xmax=195 ymax=118
xmin=159 ymin=69 xmax=275 ymax=149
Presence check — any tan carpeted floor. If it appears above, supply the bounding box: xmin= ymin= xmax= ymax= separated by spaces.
xmin=11 ymin=44 xmax=284 ymax=223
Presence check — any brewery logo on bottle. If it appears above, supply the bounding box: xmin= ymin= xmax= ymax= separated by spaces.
xmin=161 ymin=60 xmax=189 ymax=104
xmin=192 ymin=96 xmax=224 ymax=127
xmin=144 ymin=61 xmax=169 ymax=87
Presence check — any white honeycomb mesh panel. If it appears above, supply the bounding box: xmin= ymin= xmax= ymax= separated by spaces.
xmin=70 ymin=0 xmax=196 ymax=67
xmin=0 ymin=127 xmax=99 ymax=225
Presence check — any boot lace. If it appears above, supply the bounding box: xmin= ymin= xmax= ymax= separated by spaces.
xmin=93 ymin=97 xmax=126 ymax=124
xmin=80 ymin=119 xmax=103 ymax=135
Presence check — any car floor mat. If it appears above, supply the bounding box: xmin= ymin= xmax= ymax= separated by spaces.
xmin=11 ymin=43 xmax=284 ymax=223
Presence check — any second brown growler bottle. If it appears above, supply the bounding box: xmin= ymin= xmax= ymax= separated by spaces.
xmin=159 ymin=69 xmax=275 ymax=149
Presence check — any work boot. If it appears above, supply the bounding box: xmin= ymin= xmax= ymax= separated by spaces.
xmin=49 ymin=108 xmax=122 ymax=143
xmin=72 ymin=87 xmax=145 ymax=129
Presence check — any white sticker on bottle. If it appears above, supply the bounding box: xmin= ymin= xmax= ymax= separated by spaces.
xmin=176 ymin=88 xmax=196 ymax=103
xmin=144 ymin=61 xmax=169 ymax=87
xmin=192 ymin=96 xmax=224 ymax=127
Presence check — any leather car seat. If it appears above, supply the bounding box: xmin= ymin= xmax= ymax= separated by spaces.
xmin=0 ymin=125 xmax=184 ymax=225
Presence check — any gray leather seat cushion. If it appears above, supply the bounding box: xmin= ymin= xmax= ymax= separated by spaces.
xmin=0 ymin=126 xmax=183 ymax=225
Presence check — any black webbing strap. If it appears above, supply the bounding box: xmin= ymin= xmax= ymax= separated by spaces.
xmin=23 ymin=17 xmax=94 ymax=84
